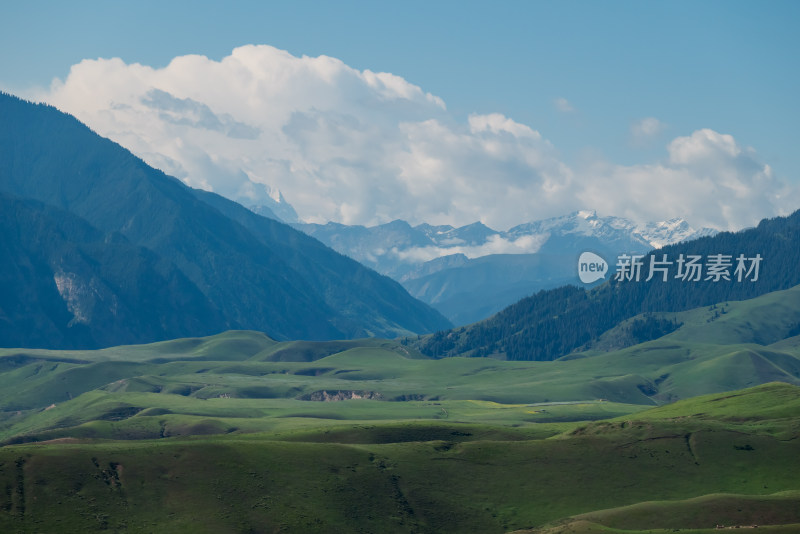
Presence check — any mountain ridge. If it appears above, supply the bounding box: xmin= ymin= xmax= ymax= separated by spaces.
xmin=0 ymin=92 xmax=450 ymax=348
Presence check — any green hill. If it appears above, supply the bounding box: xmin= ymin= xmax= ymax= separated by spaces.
xmin=520 ymin=492 xmax=800 ymax=533
xmin=561 ymin=284 xmax=800 ymax=401
xmin=586 ymin=283 xmax=800 ymax=350
xmin=0 ymin=383 xmax=797 ymax=533
xmin=2 ymin=285 xmax=800 ymax=444
xmin=3 ymin=281 xmax=800 ymax=443
xmin=1 ymin=283 xmax=799 ymax=531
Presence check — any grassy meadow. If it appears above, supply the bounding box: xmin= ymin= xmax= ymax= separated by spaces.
xmin=1 ymin=286 xmax=799 ymax=532
xmin=0 ymin=382 xmax=798 ymax=532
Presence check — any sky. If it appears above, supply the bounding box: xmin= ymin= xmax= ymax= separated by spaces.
xmin=2 ymin=1 xmax=799 ymax=231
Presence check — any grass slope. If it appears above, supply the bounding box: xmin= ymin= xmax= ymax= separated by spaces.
xmin=587 ymin=283 xmax=800 ymax=350
xmin=0 ymin=328 xmax=682 ymax=444
xmin=1 ymin=284 xmax=799 ymax=531
xmin=0 ymin=383 xmax=797 ymax=533
xmin=563 ymin=284 xmax=800 ymax=401
xmin=2 ymin=304 xmax=800 ymax=444
xmin=519 ymin=492 xmax=800 ymax=533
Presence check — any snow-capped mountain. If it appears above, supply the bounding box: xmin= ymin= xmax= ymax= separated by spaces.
xmin=295 ymin=211 xmax=716 ymax=324
xmin=299 ymin=212 xmax=714 ymax=276
xmin=635 ymin=217 xmax=718 ymax=248
xmin=294 ymin=211 xmax=716 ymax=325
xmin=506 ymin=210 xmax=716 ymax=249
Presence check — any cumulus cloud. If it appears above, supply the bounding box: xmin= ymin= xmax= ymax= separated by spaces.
xmin=33 ymin=45 xmax=797 ymax=231
xmin=577 ymin=129 xmax=797 ymax=230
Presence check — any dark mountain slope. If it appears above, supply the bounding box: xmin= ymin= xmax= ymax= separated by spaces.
xmin=194 ymin=190 xmax=449 ymax=337
xmin=418 ymin=209 xmax=800 ymax=360
xmin=0 ymin=192 xmax=223 ymax=348
xmin=0 ymin=92 xmax=450 ymax=347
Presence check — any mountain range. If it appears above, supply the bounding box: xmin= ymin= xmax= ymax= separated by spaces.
xmin=0 ymin=92 xmax=450 ymax=349
xmin=298 ymin=211 xmax=716 ymax=324
xmin=416 ymin=208 xmax=800 ymax=360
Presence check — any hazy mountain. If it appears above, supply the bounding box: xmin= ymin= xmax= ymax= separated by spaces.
xmin=298 ymin=210 xmax=716 ymax=324
xmin=0 ymin=92 xmax=450 ymax=348
xmin=298 ymin=219 xmax=441 ymax=279
xmin=416 ymin=209 xmax=800 ymax=360
xmin=248 ymin=189 xmax=300 ymax=223
xmin=403 ymin=253 xmax=574 ymax=324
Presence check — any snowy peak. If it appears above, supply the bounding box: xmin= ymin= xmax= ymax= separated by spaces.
xmin=296 ymin=210 xmax=717 ymax=282
xmin=634 ymin=218 xmax=717 ymax=248
xmin=506 ymin=211 xmax=716 ymax=249
xmin=294 ymin=209 xmax=720 ymax=325
xmin=413 ymin=222 xmax=499 ymax=246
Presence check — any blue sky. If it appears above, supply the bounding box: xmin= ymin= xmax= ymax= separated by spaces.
xmin=2 ymin=1 xmax=799 ymax=229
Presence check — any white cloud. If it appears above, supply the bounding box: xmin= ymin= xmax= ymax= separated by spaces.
xmin=554 ymin=97 xmax=575 ymax=113
xmin=392 ymin=234 xmax=549 ymax=263
xmin=32 ymin=45 xmax=798 ymax=231
xmin=577 ymin=129 xmax=797 ymax=230
xmin=468 ymin=113 xmax=541 ymax=139
xmin=668 ymin=128 xmax=741 ymax=165
xmin=630 ymin=117 xmax=665 ymax=143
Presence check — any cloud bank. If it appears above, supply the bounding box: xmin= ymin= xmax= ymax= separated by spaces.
xmin=35 ymin=45 xmax=797 ymax=230
xmin=393 ymin=233 xmax=549 ymax=263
